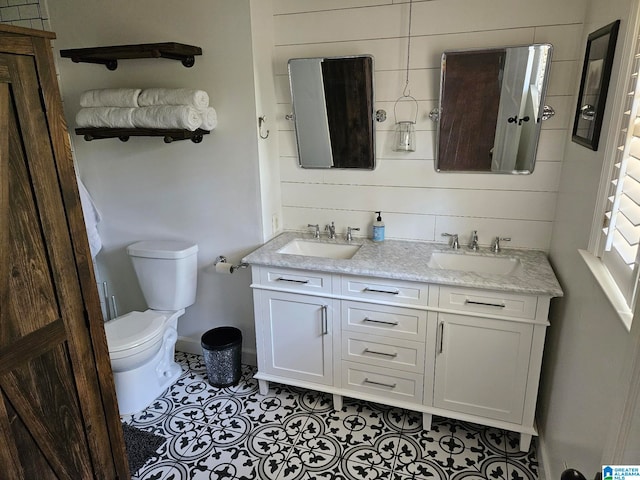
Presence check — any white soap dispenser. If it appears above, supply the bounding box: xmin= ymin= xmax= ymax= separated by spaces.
xmin=372 ymin=211 xmax=385 ymax=242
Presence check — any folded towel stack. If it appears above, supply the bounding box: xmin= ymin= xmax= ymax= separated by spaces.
xmin=75 ymin=88 xmax=217 ymax=131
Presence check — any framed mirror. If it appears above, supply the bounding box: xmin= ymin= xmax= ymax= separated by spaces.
xmin=288 ymin=55 xmax=375 ymax=169
xmin=435 ymin=44 xmax=553 ymax=173
xmin=572 ymin=20 xmax=619 ymax=151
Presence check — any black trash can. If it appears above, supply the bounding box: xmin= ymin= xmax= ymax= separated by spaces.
xmin=201 ymin=326 xmax=242 ymax=387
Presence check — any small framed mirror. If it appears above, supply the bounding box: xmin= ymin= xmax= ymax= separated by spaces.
xmin=288 ymin=55 xmax=375 ymax=169
xmin=435 ymin=44 xmax=553 ymax=173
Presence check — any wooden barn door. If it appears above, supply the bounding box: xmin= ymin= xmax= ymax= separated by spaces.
xmin=0 ymin=49 xmax=128 ymax=478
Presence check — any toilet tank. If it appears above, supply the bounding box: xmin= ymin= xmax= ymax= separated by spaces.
xmin=127 ymin=240 xmax=198 ymax=311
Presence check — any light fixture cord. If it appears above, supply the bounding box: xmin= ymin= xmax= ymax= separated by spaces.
xmin=403 ymin=0 xmax=413 ymax=97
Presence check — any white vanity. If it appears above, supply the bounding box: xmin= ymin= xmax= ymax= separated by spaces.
xmin=243 ymin=232 xmax=562 ymax=452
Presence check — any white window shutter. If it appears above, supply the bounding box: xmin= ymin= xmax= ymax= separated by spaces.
xmin=602 ymin=43 xmax=640 ymax=307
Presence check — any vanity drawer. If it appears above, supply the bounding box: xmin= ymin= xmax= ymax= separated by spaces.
xmin=438 ymin=286 xmax=537 ymax=320
xmin=342 ymin=332 xmax=425 ymax=373
xmin=258 ymin=267 xmax=333 ymax=295
xmin=342 ymin=361 xmax=423 ymax=404
xmin=341 ymin=276 xmax=429 ymax=307
xmin=342 ymin=301 xmax=427 ymax=342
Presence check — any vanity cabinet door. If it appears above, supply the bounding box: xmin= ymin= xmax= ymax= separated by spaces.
xmin=257 ymin=291 xmax=336 ymax=386
xmin=433 ymin=313 xmax=533 ymax=423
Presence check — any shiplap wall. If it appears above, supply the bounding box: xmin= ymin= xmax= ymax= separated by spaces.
xmin=272 ymin=0 xmax=585 ymax=250
xmin=0 ymin=0 xmax=48 ymax=30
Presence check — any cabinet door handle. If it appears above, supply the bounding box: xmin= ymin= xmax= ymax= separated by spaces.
xmin=362 ymin=317 xmax=399 ymax=326
xmin=439 ymin=322 xmax=445 ymax=354
xmin=276 ymin=277 xmax=310 ymax=284
xmin=364 ymin=348 xmax=398 ymax=358
xmin=363 ymin=378 xmax=397 ymax=389
xmin=321 ymin=305 xmax=328 ymax=335
xmin=363 ymin=287 xmax=400 ymax=295
xmin=464 ymin=299 xmax=505 ymax=308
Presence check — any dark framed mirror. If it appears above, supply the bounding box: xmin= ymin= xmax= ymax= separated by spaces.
xmin=571 ymin=20 xmax=619 ymax=151
xmin=435 ymin=44 xmax=553 ymax=173
xmin=288 ymin=55 xmax=375 ymax=169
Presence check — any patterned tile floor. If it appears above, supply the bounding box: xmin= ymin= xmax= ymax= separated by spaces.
xmin=123 ymin=352 xmax=539 ymax=480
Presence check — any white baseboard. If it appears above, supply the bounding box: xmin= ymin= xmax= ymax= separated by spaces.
xmin=176 ymin=336 xmax=257 ymax=366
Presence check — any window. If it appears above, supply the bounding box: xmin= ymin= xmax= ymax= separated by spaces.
xmin=587 ymin=18 xmax=640 ymax=330
xmin=601 ymin=45 xmax=640 ymax=308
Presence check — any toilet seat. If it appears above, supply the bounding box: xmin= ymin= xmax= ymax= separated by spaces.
xmin=105 ymin=310 xmax=167 ymax=355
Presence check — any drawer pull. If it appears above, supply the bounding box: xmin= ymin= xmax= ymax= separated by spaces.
xmin=363 ymin=287 xmax=400 ymax=295
xmin=276 ymin=277 xmax=310 ymax=284
xmin=362 ymin=317 xmax=399 ymax=326
xmin=363 ymin=348 xmax=398 ymax=358
xmin=464 ymin=299 xmax=506 ymax=308
xmin=363 ymin=378 xmax=397 ymax=389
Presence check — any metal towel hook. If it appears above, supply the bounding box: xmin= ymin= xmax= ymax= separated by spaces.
xmin=258 ymin=115 xmax=269 ymax=139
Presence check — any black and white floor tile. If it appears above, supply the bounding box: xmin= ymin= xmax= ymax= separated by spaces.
xmin=123 ymin=352 xmax=539 ymax=480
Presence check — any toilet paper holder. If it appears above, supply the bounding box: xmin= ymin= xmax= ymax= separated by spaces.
xmin=214 ymin=255 xmax=249 ymax=274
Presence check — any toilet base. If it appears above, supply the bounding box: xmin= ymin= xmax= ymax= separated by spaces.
xmin=113 ymin=326 xmax=182 ymax=415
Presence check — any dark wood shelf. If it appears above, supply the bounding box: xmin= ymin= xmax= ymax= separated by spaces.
xmin=76 ymin=127 xmax=210 ymax=144
xmin=60 ymin=42 xmax=202 ymax=70
xmin=65 ymin=42 xmax=208 ymax=144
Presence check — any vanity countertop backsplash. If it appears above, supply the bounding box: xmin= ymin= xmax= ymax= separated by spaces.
xmin=242 ymin=232 xmax=563 ymax=297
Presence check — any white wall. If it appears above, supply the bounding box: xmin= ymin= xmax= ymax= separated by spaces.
xmin=270 ymin=0 xmax=584 ymax=250
xmin=45 ymin=0 xmax=263 ymax=361
xmin=540 ymin=0 xmax=640 ymax=477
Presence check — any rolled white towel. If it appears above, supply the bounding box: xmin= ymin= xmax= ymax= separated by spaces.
xmin=138 ymin=88 xmax=209 ymax=109
xmin=80 ymin=88 xmax=141 ymax=108
xmin=198 ymin=107 xmax=217 ymax=131
xmin=131 ymin=105 xmax=202 ymax=131
xmin=75 ymin=107 xmax=136 ymax=128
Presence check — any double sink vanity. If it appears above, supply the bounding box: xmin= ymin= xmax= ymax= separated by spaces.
xmin=243 ymin=231 xmax=562 ymax=452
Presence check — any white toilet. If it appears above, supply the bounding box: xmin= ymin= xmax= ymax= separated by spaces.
xmin=104 ymin=240 xmax=198 ymax=415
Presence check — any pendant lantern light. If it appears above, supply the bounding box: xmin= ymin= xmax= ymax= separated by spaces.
xmin=393 ymin=0 xmax=418 ymax=152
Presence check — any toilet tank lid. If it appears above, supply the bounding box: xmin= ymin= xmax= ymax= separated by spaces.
xmin=127 ymin=240 xmax=198 ymax=259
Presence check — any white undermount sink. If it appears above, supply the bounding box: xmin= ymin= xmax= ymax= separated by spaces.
xmin=428 ymin=251 xmax=523 ymax=276
xmin=278 ymin=239 xmax=361 ymax=259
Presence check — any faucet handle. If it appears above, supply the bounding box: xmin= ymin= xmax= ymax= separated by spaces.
xmin=441 ymin=233 xmax=459 ymax=249
xmin=347 ymin=226 xmax=360 ymax=242
xmin=308 ymin=223 xmax=320 ymax=238
xmin=491 ymin=236 xmax=511 ymax=252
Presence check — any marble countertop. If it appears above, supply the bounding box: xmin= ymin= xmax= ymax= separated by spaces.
xmin=242 ymin=231 xmax=563 ymax=297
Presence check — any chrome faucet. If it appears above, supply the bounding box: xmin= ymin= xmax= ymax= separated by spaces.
xmin=346 ymin=226 xmax=360 ymax=242
xmin=325 ymin=222 xmax=336 ymax=239
xmin=468 ymin=230 xmax=479 ymax=251
xmin=491 ymin=236 xmax=511 ymax=253
xmin=441 ymin=233 xmax=459 ymax=249
xmin=308 ymin=223 xmax=320 ymax=238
